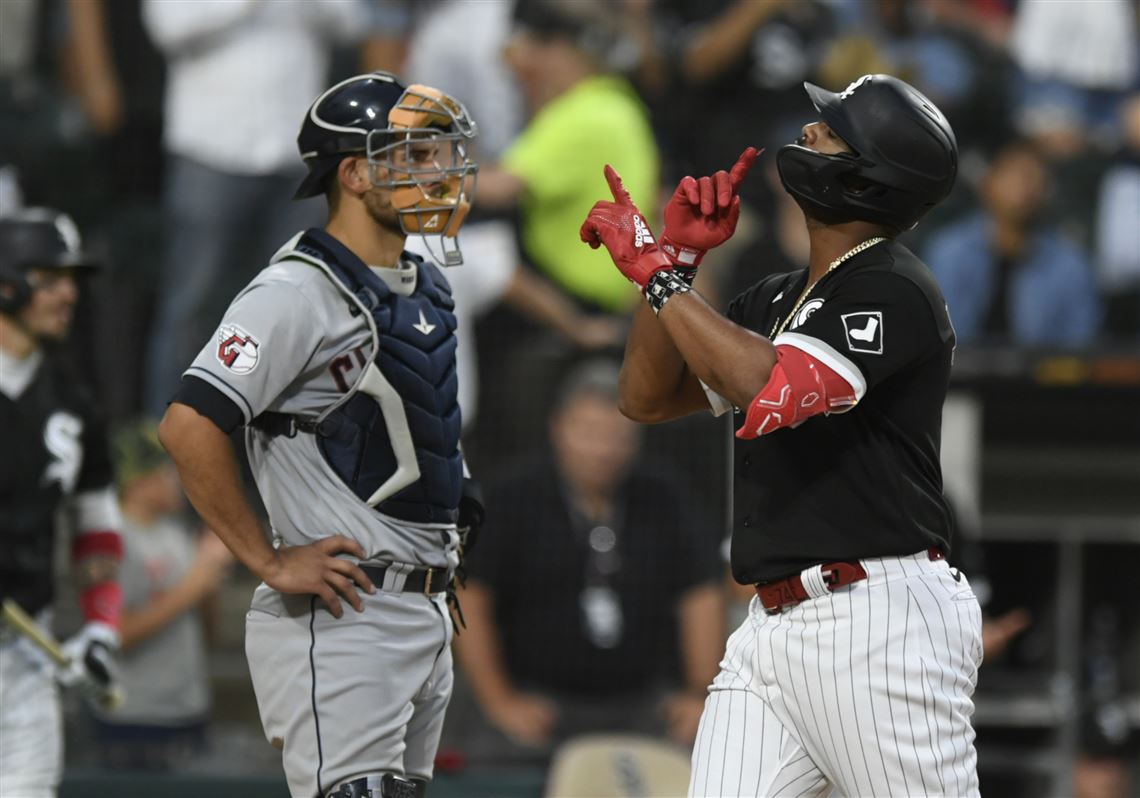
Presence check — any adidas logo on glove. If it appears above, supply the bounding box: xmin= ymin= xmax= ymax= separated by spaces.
xmin=633 ymin=215 xmax=654 ymax=248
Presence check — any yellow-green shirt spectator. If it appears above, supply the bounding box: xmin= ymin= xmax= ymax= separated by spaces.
xmin=502 ymin=75 xmax=659 ymax=312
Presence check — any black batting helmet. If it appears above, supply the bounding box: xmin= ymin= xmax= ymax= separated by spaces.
xmin=777 ymin=74 xmax=958 ymax=232
xmin=0 ymin=208 xmax=97 ymax=315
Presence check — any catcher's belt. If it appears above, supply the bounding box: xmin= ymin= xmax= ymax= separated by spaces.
xmin=359 ymin=563 xmax=452 ymax=595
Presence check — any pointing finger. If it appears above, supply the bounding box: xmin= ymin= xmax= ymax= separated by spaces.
xmin=729 ymin=146 xmax=761 ymax=190
xmin=603 ymin=165 xmax=633 ymax=206
xmin=714 ymin=170 xmax=732 ymax=209
xmin=698 ymin=175 xmax=714 ymax=216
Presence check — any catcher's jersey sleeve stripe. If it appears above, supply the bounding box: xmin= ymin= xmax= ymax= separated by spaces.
xmin=74 ymin=487 xmax=123 ymax=533
xmin=771 ymin=331 xmax=867 ymax=401
xmin=174 ymin=374 xmax=246 ymax=433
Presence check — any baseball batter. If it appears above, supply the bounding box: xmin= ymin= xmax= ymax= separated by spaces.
xmin=0 ymin=209 xmax=124 ymax=797
xmin=159 ymin=72 xmax=482 ymax=798
xmin=581 ymin=75 xmax=983 ymax=797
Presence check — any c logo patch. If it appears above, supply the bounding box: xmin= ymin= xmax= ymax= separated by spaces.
xmin=216 ymin=324 xmax=261 ymax=374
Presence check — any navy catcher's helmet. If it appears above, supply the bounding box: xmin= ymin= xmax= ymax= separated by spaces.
xmin=777 ymin=74 xmax=958 ymax=232
xmin=294 ymin=72 xmax=407 ymax=200
xmin=294 ymin=71 xmax=479 ymax=266
xmin=0 ymin=208 xmax=97 ymax=315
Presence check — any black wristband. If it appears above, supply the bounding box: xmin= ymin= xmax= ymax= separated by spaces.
xmin=645 ymin=270 xmax=691 ymax=316
xmin=675 ymin=266 xmax=697 ymax=286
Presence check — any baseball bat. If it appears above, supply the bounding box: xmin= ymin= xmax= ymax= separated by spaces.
xmin=1 ymin=599 xmax=125 ymax=710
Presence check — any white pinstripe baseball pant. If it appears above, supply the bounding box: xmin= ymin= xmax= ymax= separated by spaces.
xmin=690 ymin=551 xmax=983 ymax=798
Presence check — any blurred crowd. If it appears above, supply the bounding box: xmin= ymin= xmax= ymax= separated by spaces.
xmin=1 ymin=0 xmax=1138 ymax=795
xmin=1 ymin=0 xmax=1137 ymax=425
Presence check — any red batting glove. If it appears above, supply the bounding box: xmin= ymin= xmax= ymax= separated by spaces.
xmin=659 ymin=147 xmax=762 ymax=269
xmin=580 ymin=165 xmax=673 ymax=291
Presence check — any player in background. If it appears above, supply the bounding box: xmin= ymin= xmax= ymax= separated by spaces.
xmin=581 ymin=75 xmax=983 ymax=797
xmin=159 ymin=72 xmax=482 ymax=798
xmin=0 ymin=209 xmax=124 ymax=798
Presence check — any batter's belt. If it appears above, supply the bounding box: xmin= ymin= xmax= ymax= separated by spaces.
xmin=756 ymin=547 xmax=944 ymax=614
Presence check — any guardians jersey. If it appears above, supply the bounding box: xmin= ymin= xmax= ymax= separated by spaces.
xmin=177 ymin=229 xmax=462 ymax=570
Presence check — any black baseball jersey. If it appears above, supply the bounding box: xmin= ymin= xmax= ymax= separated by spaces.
xmin=725 ymin=240 xmax=955 ymax=584
xmin=0 ymin=351 xmax=114 ymax=615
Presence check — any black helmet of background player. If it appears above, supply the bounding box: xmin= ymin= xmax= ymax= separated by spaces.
xmin=0 ymin=208 xmax=97 ymax=317
xmin=777 ymin=74 xmax=958 ymax=234
xmin=293 ymin=71 xmax=479 ymax=266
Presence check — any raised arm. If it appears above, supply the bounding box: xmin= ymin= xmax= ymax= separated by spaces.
xmin=617 ymin=302 xmax=710 ymax=423
xmin=582 ymin=150 xmax=767 ymax=418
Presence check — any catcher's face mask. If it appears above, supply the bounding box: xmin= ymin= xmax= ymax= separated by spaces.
xmin=367 ymin=85 xmax=478 ymax=266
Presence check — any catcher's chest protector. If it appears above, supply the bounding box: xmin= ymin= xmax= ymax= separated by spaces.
xmin=291 ymin=231 xmax=463 ymax=524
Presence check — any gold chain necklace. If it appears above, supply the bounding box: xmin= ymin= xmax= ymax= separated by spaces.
xmin=769 ymin=237 xmax=887 ymax=338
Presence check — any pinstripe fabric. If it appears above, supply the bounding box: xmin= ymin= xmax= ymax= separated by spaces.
xmin=690 ymin=552 xmax=982 ymax=797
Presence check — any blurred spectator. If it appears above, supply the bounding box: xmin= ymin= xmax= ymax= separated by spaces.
xmin=1095 ymin=94 xmax=1140 ymax=339
xmin=357 ymin=0 xmax=414 ymax=74
xmin=0 ymin=164 xmax=22 ymax=214
xmin=1074 ymin=708 xmax=1135 ymax=798
xmin=0 ymin=0 xmax=104 ymax=218
xmin=475 ymin=0 xmax=659 ymax=315
xmin=819 ymin=0 xmax=1015 ymax=159
xmin=59 ymin=0 xmax=167 ymax=423
xmin=925 ymin=140 xmax=1101 ymax=347
xmin=402 ymin=0 xmax=622 ymax=430
xmin=141 ymin=0 xmax=369 ymax=416
xmin=1073 ymin=604 xmax=1136 ymax=798
xmin=90 ymin=420 xmax=232 ymax=770
xmin=452 ymin=359 xmax=724 ymax=764
xmin=651 ymin=0 xmax=836 ymax=211
xmin=1011 ymin=0 xmax=1138 ymax=152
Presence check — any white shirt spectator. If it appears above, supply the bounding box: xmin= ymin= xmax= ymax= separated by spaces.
xmin=404 ymin=0 xmax=524 ymax=426
xmin=1012 ymin=0 xmax=1138 ymax=90
xmin=1096 ymin=165 xmax=1140 ymax=291
xmin=404 ymin=0 xmax=523 ymax=161
xmin=144 ymin=0 xmax=367 ymax=175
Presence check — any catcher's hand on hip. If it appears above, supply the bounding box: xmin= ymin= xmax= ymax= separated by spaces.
xmin=579 ymin=164 xmax=673 ymax=290
xmin=659 ymin=146 xmax=761 ymax=271
xmin=260 ymin=536 xmax=377 ymax=619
